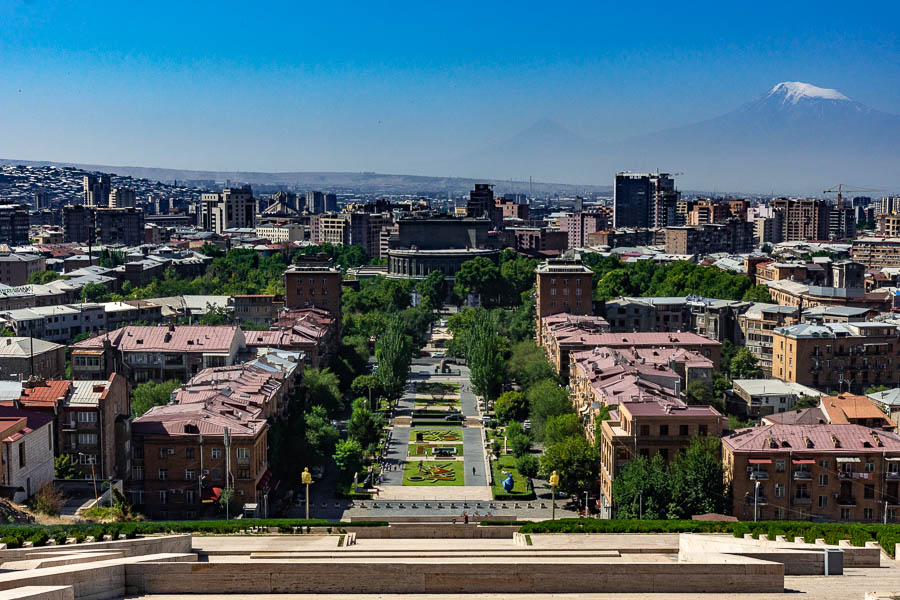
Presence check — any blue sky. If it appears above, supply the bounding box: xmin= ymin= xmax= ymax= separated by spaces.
xmin=1 ymin=0 xmax=898 ymax=180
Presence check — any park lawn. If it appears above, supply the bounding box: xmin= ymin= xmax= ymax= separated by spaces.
xmin=403 ymin=460 xmax=465 ymax=486
xmin=414 ymin=398 xmax=460 ymax=407
xmin=408 ymin=428 xmax=463 ymax=443
xmin=409 ymin=443 xmax=464 ymax=457
xmin=414 ymin=381 xmax=460 ymax=394
xmin=491 ymin=455 xmax=533 ymax=498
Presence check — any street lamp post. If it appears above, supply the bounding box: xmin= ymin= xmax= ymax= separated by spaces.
xmin=754 ymin=481 xmax=760 ymax=522
xmin=301 ymin=467 xmax=313 ymax=520
xmin=549 ymin=470 xmax=559 ymax=520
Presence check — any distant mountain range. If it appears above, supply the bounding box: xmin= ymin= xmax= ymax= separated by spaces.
xmin=446 ymin=81 xmax=900 ymax=194
xmin=4 ymin=82 xmax=898 ymax=195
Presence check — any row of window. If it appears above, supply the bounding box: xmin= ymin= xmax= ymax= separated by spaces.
xmin=549 ymin=288 xmax=582 ymax=296
xmin=154 ymin=447 xmax=250 ymax=460
xmin=151 ymin=467 xmax=252 ymax=482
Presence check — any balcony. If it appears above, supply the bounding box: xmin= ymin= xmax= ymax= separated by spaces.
xmin=887 ymin=472 xmax=900 ymax=480
xmin=745 ymin=495 xmax=769 ymax=505
xmin=749 ymin=470 xmax=769 ymax=480
xmin=792 ymin=471 xmax=813 ymax=480
xmin=791 ymin=496 xmax=812 ymax=506
xmin=837 ymin=497 xmax=857 ymax=506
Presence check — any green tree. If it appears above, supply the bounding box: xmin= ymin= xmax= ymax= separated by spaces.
xmin=351 ymin=374 xmax=382 ymax=408
xmin=305 ymin=368 xmax=344 ymax=416
xmin=685 ymin=380 xmax=714 ymax=405
xmin=80 ymin=282 xmax=111 ymax=303
xmin=866 ymin=384 xmax=890 ymax=395
xmin=376 ymin=317 xmax=413 ymax=402
xmin=131 ymin=380 xmax=181 ymax=418
xmin=27 ymin=270 xmax=60 ymax=285
xmin=333 ymin=438 xmax=364 ymax=483
xmin=416 ymin=269 xmax=447 ymax=309
xmin=509 ymin=429 xmax=533 ymax=458
xmin=347 ymin=398 xmax=385 ymax=453
xmin=54 ymin=454 xmax=79 ymax=479
xmin=507 ymin=340 xmax=557 ymax=390
xmin=499 ymin=255 xmax=538 ymax=305
xmin=304 ymin=405 xmax=339 ymax=466
xmin=527 ymin=379 xmax=572 ymax=441
xmin=0 ymin=328 xmax=15 ymax=337
xmin=794 ymin=394 xmax=821 ymax=409
xmin=494 ymin=390 xmax=528 ymax=424
xmin=539 ymin=435 xmax=600 ymax=496
xmin=612 ymin=454 xmax=673 ymax=519
xmin=453 ymin=256 xmax=502 ymax=304
xmin=199 ymin=304 xmax=231 ymax=325
xmin=467 ymin=309 xmax=506 ymax=401
xmin=741 ymin=284 xmax=772 ymax=302
xmin=98 ymin=249 xmax=127 ymax=268
xmin=543 ymin=413 xmax=584 ymax=447
xmin=516 ymin=453 xmax=540 ymax=481
xmin=729 ymin=347 xmax=762 ymax=379
xmin=669 ymin=436 xmax=726 ymax=518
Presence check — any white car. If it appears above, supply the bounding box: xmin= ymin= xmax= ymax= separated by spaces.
xmin=432 ymin=351 xmax=445 ymax=358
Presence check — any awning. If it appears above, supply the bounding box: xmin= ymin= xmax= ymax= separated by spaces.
xmin=792 ymin=459 xmax=816 ymax=464
xmin=201 ymin=486 xmax=222 ymax=503
xmin=748 ymin=459 xmax=772 ymax=464
xmin=256 ymin=469 xmax=272 ymax=490
xmin=885 ymin=457 xmax=900 ymax=462
xmin=836 ymin=457 xmax=861 ymax=463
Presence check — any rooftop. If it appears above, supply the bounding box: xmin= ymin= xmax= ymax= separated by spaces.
xmin=72 ymin=325 xmax=242 ymax=353
xmin=723 ymin=423 xmax=900 ymax=453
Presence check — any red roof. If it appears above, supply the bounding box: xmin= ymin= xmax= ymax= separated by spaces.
xmin=73 ymin=325 xmax=241 ymax=353
xmin=724 ymin=424 xmax=900 ymax=453
xmin=19 ymin=381 xmax=73 ymax=406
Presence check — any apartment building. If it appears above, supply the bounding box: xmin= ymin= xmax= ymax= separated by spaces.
xmin=0 ymin=337 xmax=66 ymax=380
xmin=535 ymin=255 xmax=593 ymax=324
xmin=598 ymin=398 xmax=725 ymax=518
xmin=233 ymin=295 xmax=279 ymax=327
xmin=507 ymin=228 xmax=568 ymax=253
xmin=282 ymin=261 xmax=342 ymax=320
xmin=686 ymin=199 xmax=732 ymax=225
xmin=0 ymin=407 xmax=54 ymax=504
xmin=723 ymin=424 xmax=900 ymax=523
xmin=729 ymin=379 xmax=824 ymax=418
xmin=200 ymin=187 xmax=256 ymax=234
xmin=173 ymin=363 xmax=287 ymax=421
xmin=131 ymin=404 xmax=269 ymax=520
xmin=70 ymin=325 xmax=247 ymax=383
xmin=83 ymin=175 xmax=110 ymax=207
xmin=771 ymin=198 xmax=830 ymax=242
xmin=109 ymin=187 xmax=136 ymax=209
xmin=664 ymin=221 xmax=754 ymax=256
xmin=737 ymin=303 xmax=800 ymax=375
xmin=559 ymin=211 xmax=611 ymax=249
xmin=243 ymin=307 xmax=338 ymax=369
xmin=771 ymin=322 xmax=900 ymax=393
xmin=95 ymin=208 xmax=145 ymax=246
xmin=255 ymin=223 xmax=304 ymax=243
xmin=0 ymin=253 xmax=45 ymax=286
xmin=852 ymin=237 xmax=900 ymax=269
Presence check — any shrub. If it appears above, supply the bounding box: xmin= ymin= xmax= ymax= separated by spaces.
xmin=29 ymin=483 xmax=65 ymax=516
xmin=27 ymin=531 xmax=49 ymax=547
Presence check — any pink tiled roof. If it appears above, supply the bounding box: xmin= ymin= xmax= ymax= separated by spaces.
xmin=132 ymin=403 xmax=265 ymax=437
xmin=173 ymin=364 xmax=283 ymax=420
xmin=559 ymin=331 xmax=719 ymax=348
xmin=72 ymin=325 xmax=240 ymax=353
xmin=723 ymin=424 xmax=900 ymax=453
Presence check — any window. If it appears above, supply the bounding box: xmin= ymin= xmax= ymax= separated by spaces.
xmin=865 ymin=461 xmax=875 ymax=473
xmin=159 ymin=448 xmax=167 ymax=459
xmin=640 ymin=425 xmax=650 ymax=436
xmin=158 ymin=468 xmax=168 ymax=481
xmin=818 ymin=495 xmax=828 ymax=508
xmin=185 ymin=469 xmax=195 ymax=481
xmin=820 ymin=459 xmax=828 ymax=469
xmin=819 ymin=473 xmax=829 ymax=486
xmin=18 ymin=444 xmax=25 ymax=468
xmin=551 ymin=289 xmax=556 ymax=296
xmin=795 ymin=483 xmax=809 ymax=498
xmin=134 ymin=446 xmax=143 ymax=459
xmin=679 ymin=425 xmax=689 ymax=436
xmin=864 ymin=508 xmax=874 ymax=521
xmin=186 ymin=490 xmax=196 ymax=505
xmin=77 ymin=433 xmax=97 ymax=445
xmin=237 ymin=468 xmax=250 ymax=479
xmin=159 ymin=491 xmax=167 ymax=505
xmin=77 ymin=412 xmax=97 ymax=423
xmin=659 ymin=448 xmax=668 ymax=461
xmin=659 ymin=425 xmax=669 ymax=436
xmin=840 ymin=508 xmax=851 ymax=521
xmin=132 ymin=466 xmax=144 ymax=480
xmin=775 ymin=483 xmax=785 ymax=498
xmin=775 ymin=460 xmax=786 ymax=473
xmin=211 ymin=448 xmax=222 ymax=460
xmin=236 ymin=448 xmax=250 ymax=460
xmin=775 ymin=507 xmax=785 ymax=519
xmin=186 ymin=448 xmax=195 ymax=460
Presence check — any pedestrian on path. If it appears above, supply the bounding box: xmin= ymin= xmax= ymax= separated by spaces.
xmin=463 ymin=512 xmax=469 ymax=525
xmin=472 ymin=466 xmax=476 ymax=475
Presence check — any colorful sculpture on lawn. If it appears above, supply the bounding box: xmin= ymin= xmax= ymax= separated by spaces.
xmin=501 ymin=470 xmax=514 ymax=492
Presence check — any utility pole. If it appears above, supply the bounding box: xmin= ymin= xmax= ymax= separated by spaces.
xmin=224 ymin=427 xmax=231 ymax=521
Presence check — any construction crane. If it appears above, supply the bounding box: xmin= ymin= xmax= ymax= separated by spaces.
xmin=823 ymin=184 xmax=883 ymax=207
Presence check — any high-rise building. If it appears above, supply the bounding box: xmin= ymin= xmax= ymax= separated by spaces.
xmin=283 ymin=256 xmax=342 ymax=319
xmin=32 ymin=190 xmax=51 ymax=210
xmin=95 ymin=208 xmax=145 ymax=246
xmin=324 ymin=193 xmax=338 ymax=213
xmin=109 ymin=187 xmax=136 ymax=209
xmin=559 ymin=211 xmax=611 ymax=249
xmin=613 ymin=172 xmax=678 ymax=228
xmin=535 ymin=255 xmax=594 ymax=324
xmin=62 ymin=205 xmax=95 ymax=244
xmin=770 ymin=198 xmax=830 ymax=242
xmin=152 ymin=196 xmax=170 ymax=215
xmin=200 ymin=186 xmax=255 ymax=233
xmin=306 ymin=191 xmax=325 ymax=214
xmin=828 ymin=205 xmax=856 ymax=240
xmin=0 ymin=204 xmax=30 ymax=246
xmin=83 ymin=175 xmax=111 ymax=207
xmin=467 ymin=184 xmax=501 ymax=228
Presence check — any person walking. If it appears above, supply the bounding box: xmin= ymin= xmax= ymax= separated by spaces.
xmin=463 ymin=512 xmax=469 ymax=525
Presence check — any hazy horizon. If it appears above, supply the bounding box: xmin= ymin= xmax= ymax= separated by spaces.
xmin=2 ymin=1 xmax=899 ymax=192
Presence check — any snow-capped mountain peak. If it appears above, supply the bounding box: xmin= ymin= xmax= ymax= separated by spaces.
xmin=768 ymin=81 xmax=850 ymax=105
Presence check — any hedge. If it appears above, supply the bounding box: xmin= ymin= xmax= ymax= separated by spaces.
xmin=0 ymin=519 xmax=388 ymax=548
xmin=516 ymin=519 xmax=900 ymax=558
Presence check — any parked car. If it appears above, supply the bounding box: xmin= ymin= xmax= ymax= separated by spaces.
xmin=431 ymin=351 xmax=445 ymax=358
xmin=444 ymin=413 xmax=465 ymax=422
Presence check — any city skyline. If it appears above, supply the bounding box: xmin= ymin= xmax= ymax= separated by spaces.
xmin=1 ymin=2 xmax=899 ymax=192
